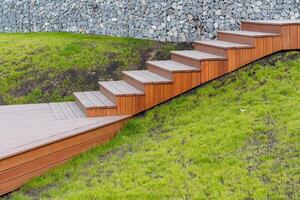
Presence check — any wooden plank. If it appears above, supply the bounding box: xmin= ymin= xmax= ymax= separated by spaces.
xmin=282 ymin=25 xmax=290 ymax=50
xmin=245 ymin=47 xmax=255 ymax=64
xmin=148 ymin=65 xmax=172 ymax=80
xmin=67 ymin=102 xmax=85 ymax=118
xmin=290 ymin=25 xmax=298 ymax=49
xmin=58 ymin=102 xmax=77 ymax=119
xmin=235 ymin=49 xmax=246 ymax=69
xmin=0 ymin=120 xmax=124 ymax=172
xmin=116 ymin=97 xmax=126 ymax=115
xmin=298 ymin=25 xmax=300 ymax=48
xmin=173 ymin=73 xmax=182 ymax=96
xmin=171 ymin=54 xmax=201 ymax=68
xmin=219 ymin=61 xmax=228 ymax=76
xmin=96 ymin=108 xmax=107 ymax=117
xmin=145 ymin=85 xmax=154 ymax=109
xmin=263 ymin=37 xmax=273 ymax=56
xmin=106 ymin=108 xmax=117 ymax=116
xmin=227 ymin=49 xmax=236 ymax=72
xmin=254 ymin=38 xmax=264 ymax=58
xmin=241 ymin=22 xmax=282 ymax=34
xmin=191 ymin=71 xmax=201 ymax=87
xmin=153 ymin=84 xmax=164 ymax=105
xmin=194 ymin=43 xmax=227 ymax=57
xmin=0 ymin=129 xmax=119 ymax=184
xmin=200 ymin=61 xmax=209 ymax=83
xmin=163 ymin=83 xmax=174 ymax=100
xmin=218 ymin=32 xmax=255 ymax=45
xmin=74 ymin=92 xmax=94 ymax=108
xmin=0 ymin=128 xmax=120 ymax=195
xmin=272 ymin=36 xmax=283 ymax=52
xmin=125 ymin=96 xmax=134 ymax=115
xmin=85 ymin=108 xmax=96 ymax=117
xmin=49 ymin=103 xmax=66 ymax=120
xmin=181 ymin=72 xmax=192 ymax=92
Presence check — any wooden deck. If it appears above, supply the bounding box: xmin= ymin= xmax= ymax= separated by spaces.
xmin=1 ymin=19 xmax=299 ymax=196
xmin=0 ymin=103 xmax=128 ymax=195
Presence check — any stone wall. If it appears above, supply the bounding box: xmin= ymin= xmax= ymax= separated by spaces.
xmin=0 ymin=0 xmax=299 ymax=42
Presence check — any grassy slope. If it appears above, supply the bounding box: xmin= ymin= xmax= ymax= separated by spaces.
xmin=4 ymin=52 xmax=300 ymax=200
xmin=0 ymin=33 xmax=183 ymax=104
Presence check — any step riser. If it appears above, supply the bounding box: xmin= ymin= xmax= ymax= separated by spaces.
xmin=99 ymin=84 xmax=147 ymax=116
xmin=281 ymin=25 xmax=300 ymax=50
xmin=115 ymin=95 xmax=146 ymax=115
xmin=193 ymin=43 xmax=227 ymax=57
xmin=241 ymin=22 xmax=282 ymax=34
xmin=201 ymin=61 xmax=228 ymax=82
xmin=123 ymin=74 xmax=145 ymax=92
xmin=123 ymin=73 xmax=174 ymax=109
xmin=172 ymin=72 xmax=202 ymax=94
xmin=218 ymin=32 xmax=255 ymax=45
xmin=144 ymin=84 xmax=174 ymax=109
xmin=171 ymin=54 xmax=201 ymax=68
xmin=140 ymin=63 xmax=203 ymax=97
xmin=147 ymin=64 xmax=173 ymax=80
xmin=75 ymin=97 xmax=116 ymax=117
xmin=99 ymin=85 xmax=117 ymax=103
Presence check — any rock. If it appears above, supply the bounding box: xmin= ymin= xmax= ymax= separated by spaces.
xmin=0 ymin=0 xmax=299 ymax=42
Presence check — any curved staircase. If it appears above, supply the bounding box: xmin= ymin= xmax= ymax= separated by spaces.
xmin=74 ymin=20 xmax=300 ymax=118
xmin=0 ymin=19 xmax=299 ymax=196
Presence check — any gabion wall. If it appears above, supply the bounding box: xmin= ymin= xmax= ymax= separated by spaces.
xmin=0 ymin=0 xmax=299 ymax=42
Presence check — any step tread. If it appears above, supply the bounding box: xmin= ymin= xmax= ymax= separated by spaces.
xmin=99 ymin=80 xmax=144 ymax=96
xmin=147 ymin=60 xmax=200 ymax=72
xmin=194 ymin=39 xmax=253 ymax=49
xmin=171 ymin=50 xmax=227 ymax=61
xmin=74 ymin=91 xmax=116 ymax=108
xmin=218 ymin=30 xmax=280 ymax=37
xmin=242 ymin=19 xmax=300 ymax=25
xmin=123 ymin=70 xmax=173 ymax=84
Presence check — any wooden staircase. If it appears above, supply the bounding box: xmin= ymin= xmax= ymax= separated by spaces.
xmin=0 ymin=19 xmax=299 ymax=197
xmin=74 ymin=20 xmax=300 ymax=118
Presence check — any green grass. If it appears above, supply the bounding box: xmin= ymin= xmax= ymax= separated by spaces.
xmin=3 ymin=51 xmax=300 ymax=200
xmin=0 ymin=33 xmax=184 ymax=104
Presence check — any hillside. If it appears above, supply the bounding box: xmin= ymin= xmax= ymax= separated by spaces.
xmin=3 ymin=51 xmax=299 ymax=200
xmin=0 ymin=33 xmax=186 ymax=105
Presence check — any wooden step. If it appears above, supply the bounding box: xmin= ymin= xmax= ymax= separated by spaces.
xmin=123 ymin=70 xmax=173 ymax=108
xmin=147 ymin=60 xmax=199 ymax=79
xmin=74 ymin=91 xmax=116 ymax=117
xmin=171 ymin=50 xmax=227 ymax=68
xmin=217 ymin=30 xmax=280 ymax=45
xmin=123 ymin=70 xmax=173 ymax=91
xmin=193 ymin=40 xmax=253 ymax=56
xmin=241 ymin=19 xmax=300 ymax=34
xmin=98 ymin=80 xmax=146 ymax=115
xmin=98 ymin=80 xmax=144 ymax=103
xmin=147 ymin=60 xmax=202 ymax=95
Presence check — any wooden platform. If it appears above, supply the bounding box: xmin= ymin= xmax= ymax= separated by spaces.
xmin=0 ymin=103 xmax=128 ymax=195
xmin=1 ymin=19 xmax=299 ymax=196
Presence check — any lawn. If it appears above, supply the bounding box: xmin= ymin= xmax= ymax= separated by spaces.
xmin=0 ymin=33 xmax=185 ymax=105
xmin=3 ymin=51 xmax=300 ymax=200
